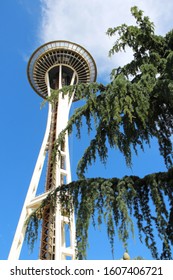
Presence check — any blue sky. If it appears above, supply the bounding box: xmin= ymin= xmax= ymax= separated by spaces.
xmin=0 ymin=0 xmax=172 ymax=260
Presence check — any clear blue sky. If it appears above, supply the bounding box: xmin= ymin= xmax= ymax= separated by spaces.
xmin=0 ymin=0 xmax=172 ymax=260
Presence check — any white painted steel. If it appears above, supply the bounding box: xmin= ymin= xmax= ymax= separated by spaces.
xmin=8 ymin=68 xmax=76 ymax=260
xmin=54 ymin=65 xmax=76 ymax=260
xmin=9 ymin=41 xmax=96 ymax=260
xmin=8 ymin=73 xmax=52 ymax=259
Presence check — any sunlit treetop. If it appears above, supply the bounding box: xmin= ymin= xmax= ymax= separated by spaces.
xmin=49 ymin=6 xmax=173 ymax=179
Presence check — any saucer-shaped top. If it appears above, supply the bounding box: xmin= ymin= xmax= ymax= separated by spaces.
xmin=27 ymin=40 xmax=97 ymax=99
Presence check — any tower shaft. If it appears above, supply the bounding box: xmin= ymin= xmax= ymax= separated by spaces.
xmin=39 ymin=66 xmax=76 ymax=260
xmin=9 ymin=67 xmax=76 ymax=260
xmin=8 ymin=41 xmax=97 ymax=260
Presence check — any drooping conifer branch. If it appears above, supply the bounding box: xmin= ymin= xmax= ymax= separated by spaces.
xmin=25 ymin=168 xmax=173 ymax=259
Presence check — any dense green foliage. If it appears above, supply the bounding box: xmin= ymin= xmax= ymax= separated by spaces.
xmin=26 ymin=169 xmax=173 ymax=259
xmin=54 ymin=6 xmax=173 ymax=178
xmin=25 ymin=7 xmax=173 ymax=259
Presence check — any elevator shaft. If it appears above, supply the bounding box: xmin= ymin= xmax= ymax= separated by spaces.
xmin=40 ymin=65 xmax=76 ymax=260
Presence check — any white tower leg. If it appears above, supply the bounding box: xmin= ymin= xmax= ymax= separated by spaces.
xmin=54 ymin=66 xmax=76 ymax=260
xmin=8 ymin=80 xmax=52 ymax=260
xmin=8 ymin=69 xmax=76 ymax=260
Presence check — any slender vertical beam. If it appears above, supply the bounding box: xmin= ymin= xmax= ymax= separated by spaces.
xmin=54 ymin=69 xmax=76 ymax=260
xmin=8 ymin=75 xmax=52 ymax=260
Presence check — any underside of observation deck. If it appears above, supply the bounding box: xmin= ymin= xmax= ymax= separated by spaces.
xmin=27 ymin=40 xmax=97 ymax=100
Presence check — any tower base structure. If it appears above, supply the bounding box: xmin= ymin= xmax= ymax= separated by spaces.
xmin=8 ymin=41 xmax=97 ymax=260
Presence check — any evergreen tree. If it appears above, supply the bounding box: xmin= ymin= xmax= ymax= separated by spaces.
xmin=25 ymin=6 xmax=173 ymax=259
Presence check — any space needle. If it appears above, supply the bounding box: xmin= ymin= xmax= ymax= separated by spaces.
xmin=8 ymin=41 xmax=97 ymax=260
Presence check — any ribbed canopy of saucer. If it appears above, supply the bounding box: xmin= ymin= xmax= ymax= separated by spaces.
xmin=27 ymin=40 xmax=97 ymax=99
